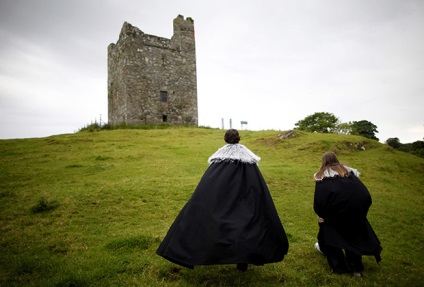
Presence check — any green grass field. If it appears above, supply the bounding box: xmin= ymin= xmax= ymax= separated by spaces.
xmin=0 ymin=127 xmax=423 ymax=286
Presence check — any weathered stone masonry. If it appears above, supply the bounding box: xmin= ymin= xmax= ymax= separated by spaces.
xmin=108 ymin=15 xmax=198 ymax=126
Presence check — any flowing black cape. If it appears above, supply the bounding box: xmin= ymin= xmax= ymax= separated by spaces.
xmin=156 ymin=161 xmax=289 ymax=268
xmin=314 ymin=172 xmax=382 ymax=262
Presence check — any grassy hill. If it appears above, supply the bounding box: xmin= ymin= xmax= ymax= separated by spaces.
xmin=0 ymin=127 xmax=423 ymax=287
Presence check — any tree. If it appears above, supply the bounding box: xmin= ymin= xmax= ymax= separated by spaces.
xmin=385 ymin=138 xmax=424 ymax=158
xmin=411 ymin=141 xmax=424 ymax=158
xmin=351 ymin=120 xmax=379 ymax=141
xmin=294 ymin=112 xmax=339 ymax=133
xmin=386 ymin=137 xmax=401 ymax=148
xmin=334 ymin=122 xmax=353 ymax=135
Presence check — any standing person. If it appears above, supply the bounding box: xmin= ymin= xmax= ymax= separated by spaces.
xmin=157 ymin=129 xmax=289 ymax=271
xmin=313 ymin=152 xmax=382 ymax=276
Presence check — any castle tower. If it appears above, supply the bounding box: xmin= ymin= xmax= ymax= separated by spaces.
xmin=107 ymin=15 xmax=198 ymax=126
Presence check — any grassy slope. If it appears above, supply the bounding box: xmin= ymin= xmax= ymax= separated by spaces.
xmin=0 ymin=127 xmax=423 ymax=287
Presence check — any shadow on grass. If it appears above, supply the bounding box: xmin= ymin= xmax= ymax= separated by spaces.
xmin=157 ymin=264 xmax=287 ymax=287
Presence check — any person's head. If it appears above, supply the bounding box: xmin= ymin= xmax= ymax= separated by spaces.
xmin=224 ymin=129 xmax=240 ymax=144
xmin=315 ymin=152 xmax=348 ymax=179
xmin=321 ymin=152 xmax=340 ymax=167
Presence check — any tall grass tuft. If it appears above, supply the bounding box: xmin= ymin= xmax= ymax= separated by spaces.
xmin=30 ymin=197 xmax=59 ymax=213
xmin=54 ymin=274 xmax=89 ymax=287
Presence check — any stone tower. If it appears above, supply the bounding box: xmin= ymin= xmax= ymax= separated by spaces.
xmin=108 ymin=15 xmax=198 ymax=126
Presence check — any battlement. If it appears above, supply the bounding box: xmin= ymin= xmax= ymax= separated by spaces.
xmin=173 ymin=14 xmax=195 ymax=32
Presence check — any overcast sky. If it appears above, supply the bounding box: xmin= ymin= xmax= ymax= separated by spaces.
xmin=0 ymin=0 xmax=423 ymax=143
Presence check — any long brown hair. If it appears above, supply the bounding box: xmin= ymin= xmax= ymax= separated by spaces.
xmin=315 ymin=152 xmax=349 ymax=179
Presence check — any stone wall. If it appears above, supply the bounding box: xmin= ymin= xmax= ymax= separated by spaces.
xmin=108 ymin=15 xmax=198 ymax=126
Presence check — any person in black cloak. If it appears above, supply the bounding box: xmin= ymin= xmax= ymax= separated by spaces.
xmin=156 ymin=129 xmax=289 ymax=271
xmin=313 ymin=152 xmax=382 ymax=276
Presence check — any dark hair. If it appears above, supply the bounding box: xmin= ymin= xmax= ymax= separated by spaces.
xmin=224 ymin=129 xmax=240 ymax=144
xmin=315 ymin=152 xmax=349 ymax=179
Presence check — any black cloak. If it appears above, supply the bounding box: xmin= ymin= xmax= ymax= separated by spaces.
xmin=156 ymin=145 xmax=289 ymax=269
xmin=314 ymin=172 xmax=382 ymax=262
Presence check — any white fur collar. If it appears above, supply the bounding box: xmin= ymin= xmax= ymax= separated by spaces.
xmin=208 ymin=144 xmax=261 ymax=164
xmin=314 ymin=166 xmax=360 ymax=181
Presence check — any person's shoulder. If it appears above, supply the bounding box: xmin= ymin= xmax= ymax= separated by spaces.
xmin=343 ymin=165 xmax=360 ymax=177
